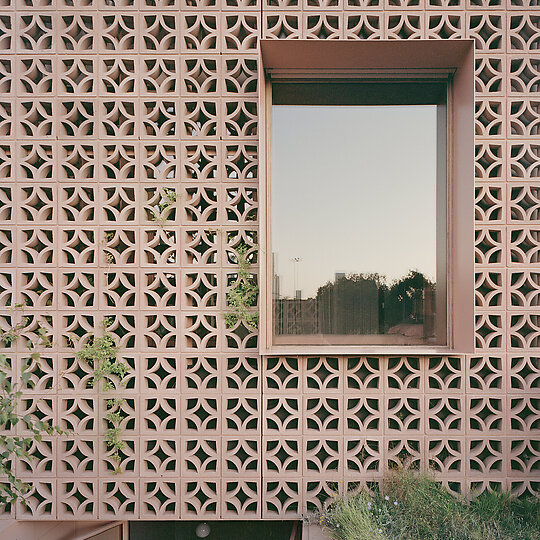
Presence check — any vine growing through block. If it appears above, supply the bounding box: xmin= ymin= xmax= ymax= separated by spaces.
xmin=76 ymin=318 xmax=129 ymax=473
xmin=225 ymin=244 xmax=259 ymax=330
xmin=0 ymin=304 xmax=65 ymax=508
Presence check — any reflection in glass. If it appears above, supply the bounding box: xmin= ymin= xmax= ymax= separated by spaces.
xmin=271 ymin=105 xmax=445 ymax=345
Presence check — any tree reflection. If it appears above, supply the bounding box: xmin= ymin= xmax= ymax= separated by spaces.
xmin=274 ymin=270 xmax=435 ymax=337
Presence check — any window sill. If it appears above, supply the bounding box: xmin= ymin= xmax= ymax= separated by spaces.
xmin=261 ymin=344 xmax=469 ymax=357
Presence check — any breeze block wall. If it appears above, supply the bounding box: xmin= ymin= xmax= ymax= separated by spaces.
xmin=0 ymin=0 xmax=538 ymax=523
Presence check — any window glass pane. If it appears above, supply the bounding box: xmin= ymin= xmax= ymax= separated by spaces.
xmin=271 ymin=104 xmax=445 ymax=345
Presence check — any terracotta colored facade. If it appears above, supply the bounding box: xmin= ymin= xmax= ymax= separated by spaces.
xmin=0 ymin=0 xmax=539 ymax=530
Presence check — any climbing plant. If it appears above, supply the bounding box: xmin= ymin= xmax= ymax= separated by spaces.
xmin=75 ymin=319 xmax=127 ymax=391
xmin=0 ymin=306 xmax=64 ymax=507
xmin=104 ymin=397 xmax=127 ymax=472
xmin=76 ymin=319 xmax=129 ymax=473
xmin=150 ymin=187 xmax=178 ymax=226
xmin=225 ymin=244 xmax=259 ymax=330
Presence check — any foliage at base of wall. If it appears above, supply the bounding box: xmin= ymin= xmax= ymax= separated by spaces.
xmin=316 ymin=470 xmax=540 ymax=540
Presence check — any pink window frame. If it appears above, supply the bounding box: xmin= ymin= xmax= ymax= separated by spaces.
xmin=258 ymin=39 xmax=475 ymax=355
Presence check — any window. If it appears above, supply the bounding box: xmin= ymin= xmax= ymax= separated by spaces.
xmin=260 ymin=40 xmax=475 ymax=354
xmin=272 ymin=82 xmax=446 ymax=346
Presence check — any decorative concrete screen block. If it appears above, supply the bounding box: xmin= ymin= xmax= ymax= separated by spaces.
xmin=0 ymin=0 xmax=537 ymax=526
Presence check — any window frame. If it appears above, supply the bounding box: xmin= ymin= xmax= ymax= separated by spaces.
xmin=258 ymin=39 xmax=475 ymax=355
